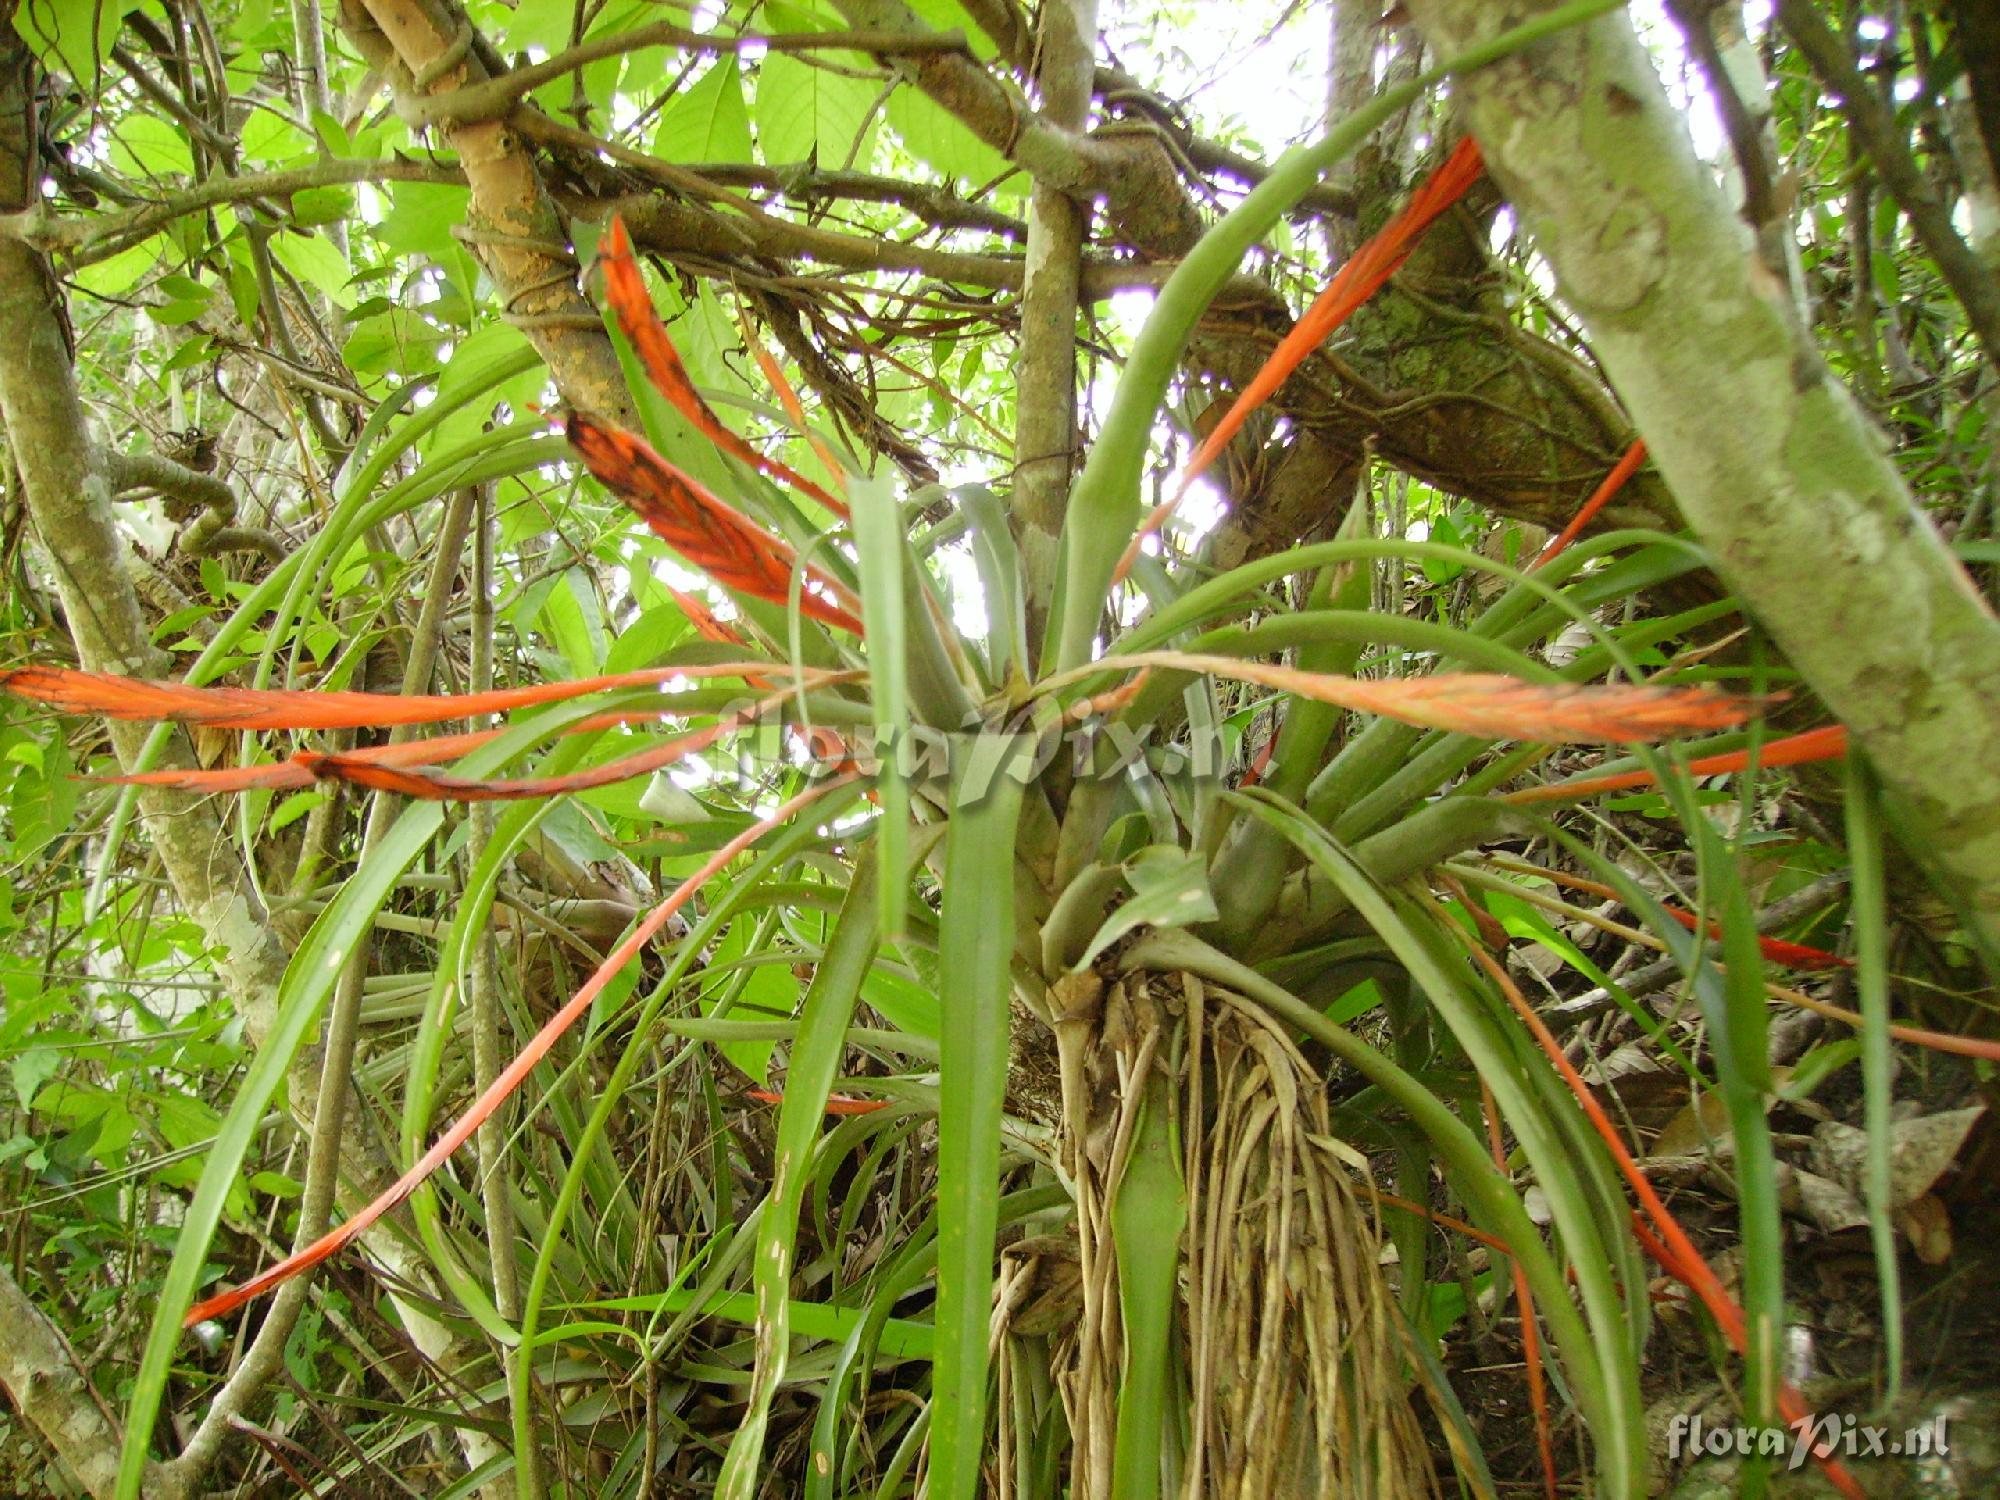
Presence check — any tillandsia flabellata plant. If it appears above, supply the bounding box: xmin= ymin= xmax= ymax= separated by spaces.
xmin=6 ymin=6 xmax=1937 ymax=1498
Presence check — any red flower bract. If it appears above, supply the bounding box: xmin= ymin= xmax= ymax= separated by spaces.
xmin=565 ymin=411 xmax=864 ymax=636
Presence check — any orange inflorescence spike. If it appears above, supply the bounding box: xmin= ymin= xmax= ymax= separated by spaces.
xmin=1502 ymin=725 xmax=1849 ymax=805
xmin=1532 ymin=438 xmax=1649 ymax=569
xmin=736 ymin=304 xmax=850 ymax=496
xmin=744 ymin=1087 xmax=888 ymax=1117
xmin=99 ymin=711 xmax=681 ymax=793
xmin=1656 ymin=904 xmax=1851 ymax=971
xmin=1109 ymin=652 xmax=1762 ymax=745
xmin=0 ymin=662 xmax=789 ymax=732
xmin=566 ymin=412 xmax=863 ymax=635
xmin=1116 ymin=136 xmax=1487 ymax=581
xmin=599 ymin=218 xmax=849 ymax=519
xmin=184 ymin=774 xmax=857 ymax=1327
xmin=287 ymin=701 xmax=805 ymax=802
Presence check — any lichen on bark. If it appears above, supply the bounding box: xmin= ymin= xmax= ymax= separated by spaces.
xmin=1404 ymin=0 xmax=2000 ymax=959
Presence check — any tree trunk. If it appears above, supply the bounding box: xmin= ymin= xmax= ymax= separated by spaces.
xmin=1405 ymin=0 xmax=2000 ymax=960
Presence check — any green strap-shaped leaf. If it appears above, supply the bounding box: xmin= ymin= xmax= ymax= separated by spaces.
xmin=717 ymin=850 xmax=882 ymax=1499
xmin=114 ymin=701 xmax=610 ymax=1500
xmin=931 ymin=731 xmax=1030 ymax=1500
xmin=1845 ymin=754 xmax=1901 ymax=1404
xmin=1110 ymin=1070 xmax=1185 ymax=1500
xmin=850 ymin=473 xmax=912 ymax=939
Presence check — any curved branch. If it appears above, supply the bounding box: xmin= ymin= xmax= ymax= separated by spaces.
xmin=1012 ymin=0 xmax=1098 ymax=626
xmin=0 ymin=1264 xmax=180 ymax=1500
xmin=554 ymin=179 xmax=1261 ymax=300
xmin=954 ymin=0 xmax=1358 ymax=214
xmin=23 ymin=157 xmax=462 ymax=266
xmin=338 ymin=0 xmax=636 ymax=423
xmin=101 ymin=445 xmax=236 ymax=515
xmin=826 ymin=0 xmax=1202 ymax=255
xmin=694 ymin=161 xmax=1027 ymax=238
xmin=1407 ymin=0 xmax=2000 ymax=957
xmin=407 ymin=20 xmax=970 ymax=128
xmin=1780 ymin=0 xmax=2000 ymax=364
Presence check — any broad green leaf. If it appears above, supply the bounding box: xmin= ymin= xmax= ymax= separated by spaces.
xmin=602 ymin=602 xmax=695 ymax=674
xmin=655 ymin=58 xmax=754 ymax=165
xmin=931 ymin=733 xmax=1028 ymax=1500
xmin=109 ymin=111 xmax=196 ymax=179
xmin=342 ymin=307 xmax=447 ymax=381
xmin=756 ymin=52 xmax=877 ymax=169
xmin=886 ymin=85 xmax=1014 ymax=189
xmin=72 ymin=240 xmax=159 ymax=295
xmin=536 ymin=567 xmax=608 ymax=676
xmin=12 ymin=0 xmax=124 ymax=82
xmin=374 ymin=181 xmax=474 ymax=260
xmin=270 ymin=231 xmax=352 ymax=305
xmin=240 ymin=107 xmax=312 ymax=162
xmin=427 ymin=322 xmax=544 ymax=453
xmin=859 ymin=965 xmax=940 ymax=1040
xmin=1072 ymin=844 xmax=1217 ymax=971
xmin=904 ymin=0 xmax=1001 ymax=59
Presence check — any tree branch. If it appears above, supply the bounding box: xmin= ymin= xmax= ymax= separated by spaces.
xmin=693 ymin=162 xmax=1026 ymax=238
xmin=1406 ymin=0 xmax=2000 ymax=958
xmin=15 ymin=156 xmax=462 ymax=266
xmin=826 ymin=0 xmax=1202 ymax=255
xmin=1780 ymin=0 xmax=2000 ymax=366
xmin=101 ymin=444 xmax=236 ymax=515
xmin=338 ymin=0 xmax=636 ymax=423
xmin=0 ymin=1263 xmax=180 ymax=1500
xmin=552 ymin=178 xmax=1245 ymax=299
xmin=953 ymin=0 xmax=1359 ymax=212
xmin=405 ymin=20 xmax=970 ymax=128
xmin=1011 ymin=0 xmax=1097 ymax=629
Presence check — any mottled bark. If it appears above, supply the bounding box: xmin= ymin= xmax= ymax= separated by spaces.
xmin=1404 ymin=0 xmax=2000 ymax=956
xmin=1011 ymin=0 xmax=1097 ymax=627
xmin=0 ymin=17 xmax=509 ymax=1491
xmin=826 ymin=0 xmax=1202 ymax=257
xmin=0 ymin=20 xmax=291 ymax=1045
xmin=338 ymin=0 xmax=636 ymax=424
xmin=0 ymin=1265 xmax=179 ymax=1499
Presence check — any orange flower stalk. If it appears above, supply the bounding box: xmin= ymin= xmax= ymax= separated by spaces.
xmin=566 ymin=412 xmax=863 ymax=635
xmin=1532 ymin=438 xmax=1649 ymax=569
xmin=1088 ymin=651 xmax=1760 ymax=744
xmin=0 ymin=661 xmax=798 ymax=731
xmin=185 ymin=774 xmax=857 ymax=1326
xmin=1116 ymin=136 xmax=1487 ymax=581
xmin=598 ymin=217 xmax=848 ymax=520
xmin=744 ymin=1088 xmax=887 ymax=1117
xmin=100 ymin=711 xmax=656 ymax=793
xmin=1502 ymin=724 xmax=1849 ymax=805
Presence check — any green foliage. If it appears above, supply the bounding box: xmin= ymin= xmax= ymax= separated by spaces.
xmin=656 ymin=58 xmax=754 ymax=163
xmin=7 ymin=1 xmax=1981 ymax=1498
